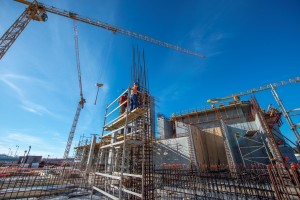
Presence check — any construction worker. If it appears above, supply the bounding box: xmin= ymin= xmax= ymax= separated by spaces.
xmin=130 ymin=82 xmax=139 ymax=111
xmin=119 ymin=93 xmax=128 ymax=115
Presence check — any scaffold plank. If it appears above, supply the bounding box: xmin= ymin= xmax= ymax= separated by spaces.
xmin=95 ymin=172 xmax=121 ymax=180
xmin=92 ymin=186 xmax=119 ymax=200
xmin=100 ymin=140 xmax=143 ymax=149
xmin=110 ymin=184 xmax=143 ymax=198
xmin=123 ymin=173 xmax=143 ymax=178
xmin=104 ymin=108 xmax=147 ymax=131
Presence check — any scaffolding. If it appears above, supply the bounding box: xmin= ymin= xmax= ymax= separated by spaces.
xmin=91 ymin=87 xmax=154 ymax=199
xmin=74 ymin=134 xmax=92 ymax=170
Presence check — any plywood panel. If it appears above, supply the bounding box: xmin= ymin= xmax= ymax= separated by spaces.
xmin=191 ymin=126 xmax=227 ymax=165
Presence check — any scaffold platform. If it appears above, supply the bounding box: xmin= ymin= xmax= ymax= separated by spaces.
xmin=104 ymin=108 xmax=147 ymax=131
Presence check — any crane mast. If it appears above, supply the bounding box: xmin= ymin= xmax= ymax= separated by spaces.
xmin=63 ymin=101 xmax=83 ymax=159
xmin=63 ymin=20 xmax=85 ymax=159
xmin=0 ymin=0 xmax=206 ymax=61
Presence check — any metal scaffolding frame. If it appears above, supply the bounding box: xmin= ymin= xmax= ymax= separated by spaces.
xmin=91 ymin=88 xmax=154 ymax=199
xmin=234 ymin=132 xmax=271 ymax=166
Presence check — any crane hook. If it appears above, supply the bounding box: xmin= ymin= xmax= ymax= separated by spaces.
xmin=94 ymin=83 xmax=104 ymax=105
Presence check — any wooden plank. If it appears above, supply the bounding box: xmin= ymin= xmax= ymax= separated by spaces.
xmin=123 ymin=173 xmax=143 ymax=178
xmin=100 ymin=140 xmax=143 ymax=149
xmin=92 ymin=186 xmax=119 ymax=200
xmin=110 ymin=184 xmax=143 ymax=198
xmin=95 ymin=172 xmax=120 ymax=180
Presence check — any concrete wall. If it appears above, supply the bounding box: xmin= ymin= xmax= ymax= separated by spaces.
xmin=154 ymin=124 xmax=228 ymax=169
xmin=175 ymin=121 xmax=189 ymax=137
xmin=154 ymin=137 xmax=191 ymax=169
xmin=162 ymin=102 xmax=298 ymax=167
xmin=174 ymin=104 xmax=248 ymax=130
xmin=157 ymin=114 xmax=173 ymax=139
xmin=149 ymin=95 xmax=156 ymax=137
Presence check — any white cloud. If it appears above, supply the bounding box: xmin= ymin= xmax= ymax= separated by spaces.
xmin=0 ymin=74 xmax=24 ymax=97
xmin=0 ymin=73 xmax=61 ymax=118
xmin=0 ymin=130 xmax=66 ymax=157
xmin=7 ymin=132 xmax=42 ymax=144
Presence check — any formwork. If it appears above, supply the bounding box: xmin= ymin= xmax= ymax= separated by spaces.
xmin=155 ymin=98 xmax=300 ymax=199
xmin=169 ymin=99 xmax=297 ymax=168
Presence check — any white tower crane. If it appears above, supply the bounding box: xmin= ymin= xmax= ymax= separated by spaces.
xmin=63 ymin=20 xmax=86 ymax=160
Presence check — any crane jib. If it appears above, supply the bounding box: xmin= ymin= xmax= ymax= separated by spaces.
xmin=14 ymin=0 xmax=206 ymax=58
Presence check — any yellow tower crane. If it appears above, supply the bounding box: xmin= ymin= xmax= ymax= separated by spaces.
xmin=207 ymin=76 xmax=300 ymax=144
xmin=0 ymin=0 xmax=206 ymax=159
xmin=207 ymin=77 xmax=300 ymax=103
xmin=63 ymin=20 xmax=87 ymax=160
xmin=0 ymin=0 xmax=206 ymax=60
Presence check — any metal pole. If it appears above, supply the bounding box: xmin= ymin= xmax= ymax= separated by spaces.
xmin=270 ymin=84 xmax=300 ymax=143
xmin=14 ymin=145 xmax=19 ymax=157
xmin=94 ymin=83 xmax=103 ymax=105
xmin=7 ymin=148 xmax=11 ymax=156
xmin=119 ymin=87 xmax=131 ymax=199
xmin=234 ymin=133 xmax=246 ymax=167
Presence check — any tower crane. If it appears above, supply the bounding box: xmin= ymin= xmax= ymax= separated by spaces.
xmin=207 ymin=77 xmax=300 ymax=103
xmin=0 ymin=0 xmax=205 ymax=159
xmin=207 ymin=76 xmax=300 ymax=143
xmin=63 ymin=20 xmax=86 ymax=160
xmin=0 ymin=0 xmax=206 ymax=60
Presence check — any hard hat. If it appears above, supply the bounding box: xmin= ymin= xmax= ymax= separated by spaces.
xmin=134 ymin=82 xmax=138 ymax=85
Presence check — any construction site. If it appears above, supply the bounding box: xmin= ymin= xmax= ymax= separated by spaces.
xmin=1 ymin=0 xmax=300 ymax=200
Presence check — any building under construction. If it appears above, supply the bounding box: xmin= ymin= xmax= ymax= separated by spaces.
xmin=61 ymin=75 xmax=300 ymax=199
xmin=157 ymin=99 xmax=297 ymax=169
xmin=1 ymin=0 xmax=300 ymax=199
xmin=2 ymin=96 xmax=300 ymax=199
xmin=1 ymin=45 xmax=300 ymax=198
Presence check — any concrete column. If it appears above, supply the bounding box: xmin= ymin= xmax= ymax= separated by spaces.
xmin=85 ymin=135 xmax=96 ymax=174
xmin=108 ymin=132 xmax=117 ymax=172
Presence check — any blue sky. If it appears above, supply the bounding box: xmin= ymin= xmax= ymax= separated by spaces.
xmin=0 ymin=0 xmax=299 ymax=158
